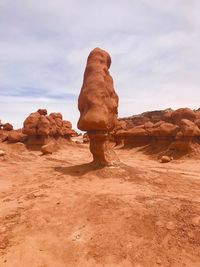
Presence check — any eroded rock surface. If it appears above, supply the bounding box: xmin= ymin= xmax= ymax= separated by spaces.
xmin=78 ymin=48 xmax=119 ymax=165
xmin=114 ymin=107 xmax=200 ymax=158
xmin=22 ymin=109 xmax=76 ymax=150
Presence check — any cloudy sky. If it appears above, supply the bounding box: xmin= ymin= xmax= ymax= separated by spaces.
xmin=0 ymin=0 xmax=200 ymax=130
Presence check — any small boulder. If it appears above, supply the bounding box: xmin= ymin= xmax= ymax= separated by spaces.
xmin=41 ymin=143 xmax=55 ymax=155
xmin=0 ymin=150 xmax=6 ymax=156
xmin=160 ymin=155 xmax=173 ymax=163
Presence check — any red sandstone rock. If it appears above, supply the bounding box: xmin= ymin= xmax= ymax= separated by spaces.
xmin=160 ymin=155 xmax=172 ymax=163
xmin=37 ymin=116 xmax=51 ymax=136
xmin=3 ymin=123 xmax=13 ymax=131
xmin=171 ymin=108 xmax=196 ymax=123
xmin=162 ymin=110 xmax=173 ymax=123
xmin=22 ymin=110 xmax=76 ymax=150
xmin=116 ymin=126 xmax=147 ymax=137
xmin=0 ymin=131 xmax=8 ymax=142
xmin=62 ymin=120 xmax=74 ymax=137
xmin=0 ymin=150 xmax=6 ymax=156
xmin=78 ymin=48 xmax=119 ymax=165
xmin=41 ymin=143 xmax=55 ymax=154
xmin=49 ymin=113 xmax=63 ymax=136
xmin=83 ymin=133 xmax=89 ymax=143
xmin=7 ymin=131 xmax=26 ymax=143
xmin=46 ymin=115 xmax=57 ymax=136
xmin=37 ymin=109 xmax=47 ymax=116
xmin=114 ymin=108 xmax=200 ymax=156
xmin=78 ymin=47 xmax=118 ymax=131
xmin=144 ymin=121 xmax=154 ymax=129
xmin=195 ymin=119 xmax=200 ymax=128
xmin=147 ymin=122 xmax=179 ymax=137
xmin=23 ymin=112 xmax=41 ymax=136
xmin=170 ymin=138 xmax=192 ymax=151
xmin=88 ymin=131 xmax=119 ymax=165
xmin=179 ymin=119 xmax=200 ymax=137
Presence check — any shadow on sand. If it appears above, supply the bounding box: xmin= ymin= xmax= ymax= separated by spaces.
xmin=54 ymin=162 xmax=105 ymax=177
xmin=54 ymin=161 xmax=143 ymax=182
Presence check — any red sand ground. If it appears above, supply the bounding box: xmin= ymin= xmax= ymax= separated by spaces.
xmin=0 ymin=142 xmax=200 ymax=267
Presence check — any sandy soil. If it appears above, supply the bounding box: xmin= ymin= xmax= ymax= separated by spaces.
xmin=0 ymin=142 xmax=200 ymax=267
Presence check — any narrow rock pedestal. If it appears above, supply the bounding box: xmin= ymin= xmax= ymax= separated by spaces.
xmin=88 ymin=131 xmax=119 ymax=166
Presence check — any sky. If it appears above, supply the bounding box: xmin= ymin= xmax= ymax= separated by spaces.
xmin=0 ymin=0 xmax=200 ymax=130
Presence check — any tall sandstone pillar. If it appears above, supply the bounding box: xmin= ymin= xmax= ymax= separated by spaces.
xmin=78 ymin=47 xmax=119 ymax=166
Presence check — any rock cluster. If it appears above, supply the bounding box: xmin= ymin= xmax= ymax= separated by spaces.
xmin=114 ymin=108 xmax=200 ymax=156
xmin=22 ymin=109 xmax=76 ymax=148
xmin=2 ymin=123 xmax=13 ymax=131
xmin=0 ymin=121 xmax=25 ymax=143
xmin=78 ymin=47 xmax=119 ymax=165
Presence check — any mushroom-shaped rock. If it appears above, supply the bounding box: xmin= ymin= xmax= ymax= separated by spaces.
xmin=78 ymin=48 xmax=119 ymax=166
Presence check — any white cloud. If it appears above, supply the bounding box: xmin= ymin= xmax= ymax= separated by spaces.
xmin=0 ymin=0 xmax=200 ymax=129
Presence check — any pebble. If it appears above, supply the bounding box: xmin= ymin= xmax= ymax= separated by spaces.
xmin=166 ymin=221 xmax=175 ymax=230
xmin=0 ymin=150 xmax=6 ymax=156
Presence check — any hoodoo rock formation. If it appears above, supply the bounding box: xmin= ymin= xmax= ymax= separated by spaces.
xmin=78 ymin=47 xmax=119 ymax=165
xmin=114 ymin=108 xmax=200 ymax=158
xmin=22 ymin=109 xmax=77 ymax=150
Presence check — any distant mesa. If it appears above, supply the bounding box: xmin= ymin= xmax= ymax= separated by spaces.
xmin=78 ymin=47 xmax=119 ymax=166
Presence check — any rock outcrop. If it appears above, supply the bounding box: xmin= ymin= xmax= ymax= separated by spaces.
xmin=3 ymin=123 xmax=13 ymax=131
xmin=0 ymin=121 xmax=26 ymax=143
xmin=78 ymin=47 xmax=119 ymax=165
xmin=7 ymin=130 xmax=26 ymax=143
xmin=114 ymin=107 xmax=200 ymax=158
xmin=22 ymin=109 xmax=76 ymax=149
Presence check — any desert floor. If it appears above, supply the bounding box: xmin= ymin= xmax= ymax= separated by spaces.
xmin=0 ymin=142 xmax=200 ymax=267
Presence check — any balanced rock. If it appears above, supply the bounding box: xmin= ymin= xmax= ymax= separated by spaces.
xmin=78 ymin=48 xmax=119 ymax=165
